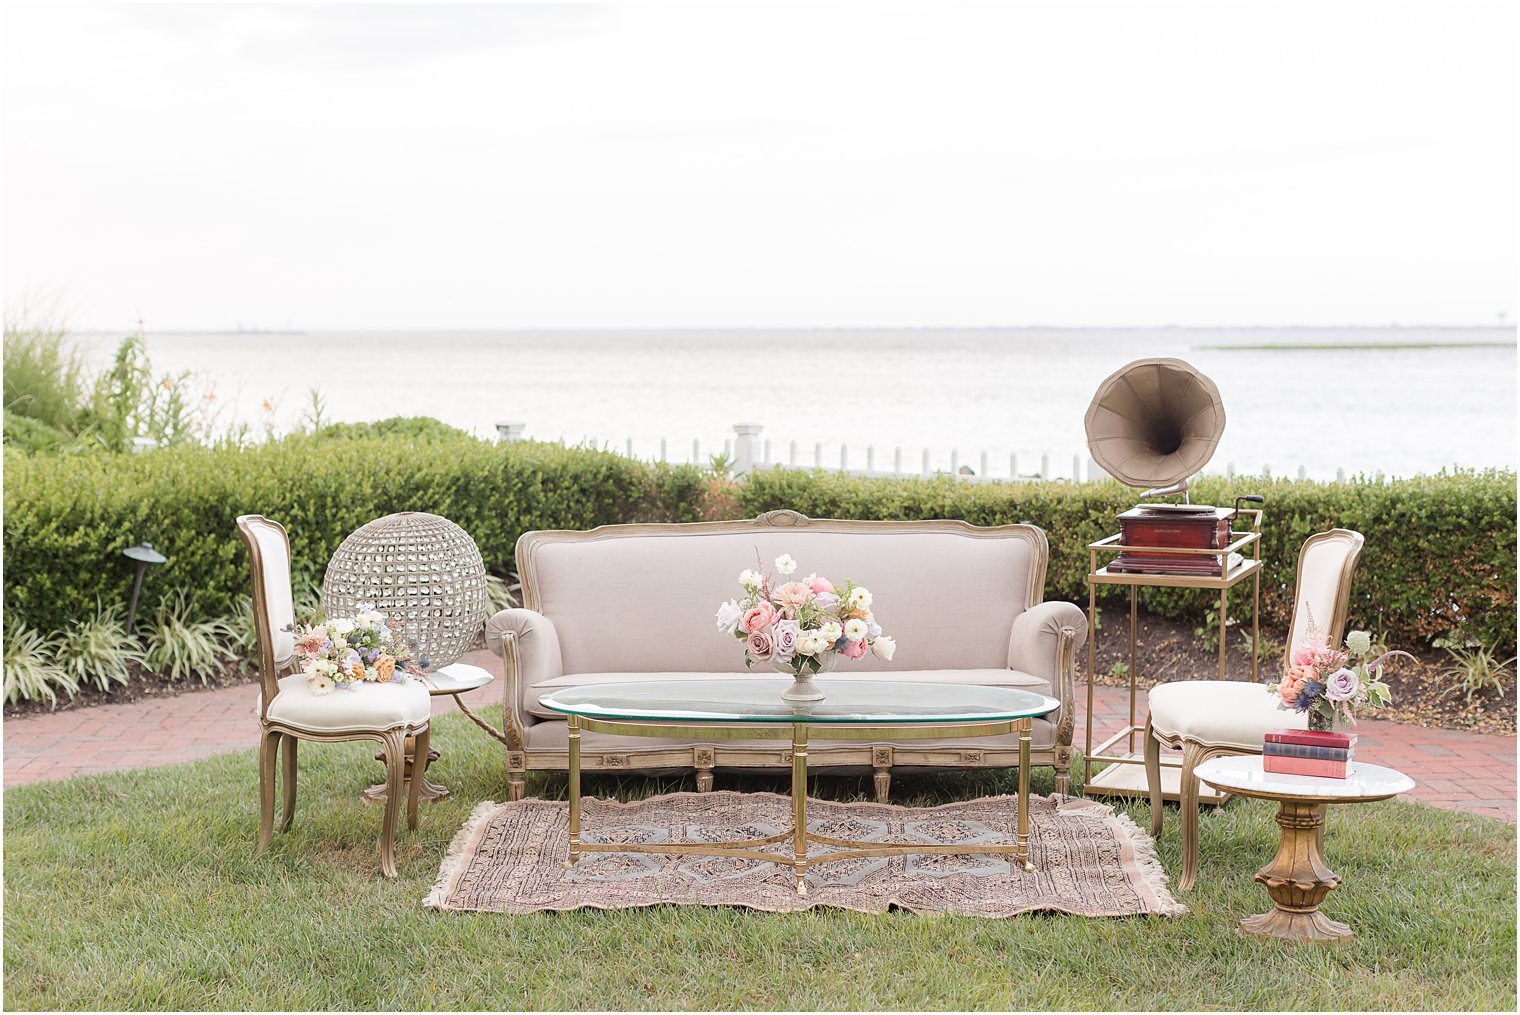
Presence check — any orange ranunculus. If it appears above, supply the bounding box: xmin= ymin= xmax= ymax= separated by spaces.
xmin=1278 ymin=664 xmax=1318 ymax=705
xmin=375 ymin=656 xmax=395 ymax=683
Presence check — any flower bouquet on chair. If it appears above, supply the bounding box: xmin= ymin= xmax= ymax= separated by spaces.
xmin=286 ymin=605 xmax=424 ymax=696
xmin=1264 ymin=622 xmax=1406 ymax=777
xmin=715 ymin=552 xmax=896 ymax=703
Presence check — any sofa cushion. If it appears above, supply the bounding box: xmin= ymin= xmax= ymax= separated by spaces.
xmin=520 ymin=524 xmax=1043 ymax=675
xmin=527 ymin=669 xmax=1054 ymax=720
xmin=1148 ymin=680 xmax=1309 ymax=752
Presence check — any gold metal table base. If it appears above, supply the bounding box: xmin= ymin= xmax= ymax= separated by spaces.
xmin=364 ymin=692 xmax=512 ymax=804
xmin=561 ymin=715 xmax=1038 ymax=895
xmin=1239 ymin=798 xmax=1352 ymax=945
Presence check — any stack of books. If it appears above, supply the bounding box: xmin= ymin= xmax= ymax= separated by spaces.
xmin=1263 ymin=729 xmax=1355 ymax=779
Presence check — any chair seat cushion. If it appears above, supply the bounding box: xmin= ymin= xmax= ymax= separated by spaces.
xmin=265 ymin=674 xmax=430 ymax=733
xmin=526 ymin=669 xmax=1055 ymax=720
xmin=1148 ymin=680 xmax=1308 ymax=751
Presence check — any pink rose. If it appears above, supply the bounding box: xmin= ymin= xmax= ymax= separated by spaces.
xmin=807 ymin=575 xmax=835 ymax=595
xmin=1291 ymin=644 xmax=1318 ymax=667
xmin=747 ymin=627 xmax=775 ymax=662
xmin=839 ymin=637 xmax=868 ymax=660
xmin=741 ymin=603 xmax=778 ymax=634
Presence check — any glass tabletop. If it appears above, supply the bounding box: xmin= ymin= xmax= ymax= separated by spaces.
xmin=537 ymin=678 xmax=1061 ymax=724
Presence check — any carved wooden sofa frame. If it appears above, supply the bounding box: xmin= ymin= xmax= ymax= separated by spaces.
xmin=487 ymin=510 xmax=1087 ymax=803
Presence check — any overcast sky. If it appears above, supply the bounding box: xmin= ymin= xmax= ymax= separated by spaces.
xmin=3 ymin=1 xmax=1515 ymax=330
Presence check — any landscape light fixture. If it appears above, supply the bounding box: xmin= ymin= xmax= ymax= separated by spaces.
xmin=123 ymin=542 xmax=168 ymax=635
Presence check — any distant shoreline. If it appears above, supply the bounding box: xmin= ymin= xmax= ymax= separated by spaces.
xmin=1202 ymin=341 xmax=1513 ymax=351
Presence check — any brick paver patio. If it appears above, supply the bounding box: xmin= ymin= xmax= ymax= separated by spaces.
xmin=4 ymin=650 xmax=1514 ymax=821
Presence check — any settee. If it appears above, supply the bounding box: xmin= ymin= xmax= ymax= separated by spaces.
xmin=485 ymin=510 xmax=1088 ymax=801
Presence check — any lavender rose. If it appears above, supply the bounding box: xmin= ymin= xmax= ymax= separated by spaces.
xmin=1324 ymin=667 xmax=1361 ymax=702
xmin=772 ymin=620 xmax=800 ymax=662
xmin=746 ymin=627 xmax=775 ymax=662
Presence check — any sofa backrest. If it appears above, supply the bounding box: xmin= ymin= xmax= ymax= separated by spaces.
xmin=516 ymin=511 xmax=1048 ymax=675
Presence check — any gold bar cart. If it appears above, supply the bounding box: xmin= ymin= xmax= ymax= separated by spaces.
xmin=1083 ymin=508 xmax=1264 ymax=801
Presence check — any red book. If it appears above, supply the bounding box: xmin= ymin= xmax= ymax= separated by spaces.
xmin=1265 ymin=729 xmax=1356 ymax=750
xmin=1264 ymin=754 xmax=1349 ymax=779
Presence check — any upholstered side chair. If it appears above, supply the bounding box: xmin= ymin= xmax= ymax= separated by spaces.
xmin=236 ymin=514 xmax=433 ymax=877
xmin=1144 ymin=528 xmax=1365 ymax=890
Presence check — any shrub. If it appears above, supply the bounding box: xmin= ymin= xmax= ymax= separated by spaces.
xmin=312 ymin=416 xmax=472 ymax=442
xmin=737 ymin=468 xmax=1517 ymax=654
xmin=141 ymin=590 xmax=237 ymax=684
xmin=2 ymin=621 xmax=75 ymax=707
xmin=54 ymin=601 xmax=143 ymax=692
xmin=3 ymin=436 xmax=709 ymax=637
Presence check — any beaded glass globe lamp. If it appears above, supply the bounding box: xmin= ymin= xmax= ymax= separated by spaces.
xmin=322 ymin=512 xmax=488 ymax=670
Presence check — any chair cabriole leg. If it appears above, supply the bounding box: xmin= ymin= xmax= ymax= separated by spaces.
xmin=279 ymin=734 xmax=298 ymax=832
xmin=378 ymin=729 xmax=406 ymax=878
xmin=257 ymin=729 xmax=279 ymax=854
xmin=1144 ymin=718 xmax=1163 ymax=837
xmin=408 ymin=726 xmax=429 ymax=832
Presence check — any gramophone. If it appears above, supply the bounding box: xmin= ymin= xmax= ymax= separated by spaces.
xmin=1084 ymin=357 xmax=1258 ymax=576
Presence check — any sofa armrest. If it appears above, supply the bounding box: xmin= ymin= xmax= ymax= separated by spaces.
xmin=1008 ymin=601 xmax=1088 ymax=744
xmin=485 ymin=609 xmax=564 ymax=734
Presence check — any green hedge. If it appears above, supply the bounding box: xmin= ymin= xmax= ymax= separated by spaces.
xmin=3 ymin=436 xmax=707 ymax=635
xmin=6 ymin=438 xmax=1514 ymax=656
xmin=737 ymin=469 xmax=1517 ymax=654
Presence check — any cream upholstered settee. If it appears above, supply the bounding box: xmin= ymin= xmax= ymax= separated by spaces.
xmin=485 ymin=510 xmax=1088 ymax=802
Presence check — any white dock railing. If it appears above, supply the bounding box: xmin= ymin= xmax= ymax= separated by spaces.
xmin=494 ymin=421 xmax=1372 ymax=484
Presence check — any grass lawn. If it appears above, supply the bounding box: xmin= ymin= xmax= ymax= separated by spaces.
xmin=4 ymin=707 xmax=1515 ymax=1011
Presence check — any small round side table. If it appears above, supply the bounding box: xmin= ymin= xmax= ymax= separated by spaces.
xmin=362 ymin=662 xmax=505 ymax=805
xmin=1195 ymin=756 xmax=1415 ymax=945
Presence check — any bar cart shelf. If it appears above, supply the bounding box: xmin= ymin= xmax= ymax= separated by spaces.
xmin=1083 ymin=510 xmax=1264 ymax=802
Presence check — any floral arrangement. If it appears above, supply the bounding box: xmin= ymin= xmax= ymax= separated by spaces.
xmin=287 ymin=606 xmax=423 ymax=696
xmin=1270 ymin=620 xmax=1406 ymax=726
xmin=715 ymin=552 xmax=896 ymax=675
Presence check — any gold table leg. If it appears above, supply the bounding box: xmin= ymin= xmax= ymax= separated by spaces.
xmin=563 ymin=714 xmax=582 ymax=868
xmin=1239 ymin=799 xmax=1352 ymax=945
xmin=792 ymin=723 xmax=809 ymax=896
xmin=363 ymin=737 xmax=448 ymax=804
xmin=1017 ymin=717 xmax=1034 ymax=872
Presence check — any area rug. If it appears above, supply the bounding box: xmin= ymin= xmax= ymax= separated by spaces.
xmin=425 ymin=791 xmax=1184 ymax=917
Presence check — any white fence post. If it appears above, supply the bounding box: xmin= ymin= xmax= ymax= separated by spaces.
xmin=1040 ymin=453 xmax=1050 ymax=480
xmin=1336 ymin=467 xmax=1345 ymax=483
xmin=921 ymin=449 xmax=931 ymax=478
xmin=980 ymin=451 xmax=989 ymax=478
xmin=1072 ymin=455 xmax=1082 ymax=482
xmin=625 ymin=437 xmax=634 ymax=458
xmin=1010 ymin=453 xmax=1018 ymax=480
xmin=894 ymin=447 xmax=903 ymax=475
xmin=762 ymin=438 xmax=772 ymax=465
xmin=866 ymin=445 xmax=876 ymax=472
xmin=951 ymin=449 xmax=960 ymax=475
xmin=839 ymin=444 xmax=848 ymax=470
xmin=789 ymin=441 xmax=798 ymax=467
xmin=495 ymin=421 xmax=526 ymax=442
xmin=814 ymin=442 xmax=823 ymax=468
xmin=659 ymin=438 xmax=668 ymax=463
xmin=692 ymin=438 xmax=701 ymax=465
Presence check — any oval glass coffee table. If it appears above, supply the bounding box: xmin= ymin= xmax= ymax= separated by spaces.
xmin=1196 ymin=755 xmax=1416 ymax=944
xmin=538 ymin=678 xmax=1061 ymax=895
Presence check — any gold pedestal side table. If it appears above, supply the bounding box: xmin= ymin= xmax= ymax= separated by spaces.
xmin=1083 ymin=510 xmax=1262 ymax=802
xmin=363 ymin=662 xmax=505 ymax=804
xmin=538 ymin=678 xmax=1061 ymax=897
xmin=1195 ymin=756 xmax=1415 ymax=944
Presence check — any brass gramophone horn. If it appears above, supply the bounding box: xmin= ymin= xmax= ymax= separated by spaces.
xmin=1084 ymin=357 xmax=1226 ymax=501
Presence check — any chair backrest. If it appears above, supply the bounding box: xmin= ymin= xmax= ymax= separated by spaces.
xmin=1284 ymin=528 xmax=1365 ymax=667
xmin=236 ymin=515 xmax=296 ymax=712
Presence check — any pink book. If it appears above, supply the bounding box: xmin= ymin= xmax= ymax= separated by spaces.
xmin=1264 ymin=754 xmax=1349 ymax=779
xmin=1264 ymin=729 xmax=1356 ymax=750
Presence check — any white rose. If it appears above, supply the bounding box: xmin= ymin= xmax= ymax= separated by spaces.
xmin=818 ymin=621 xmax=842 ymax=644
xmin=331 ymin=618 xmax=356 ymax=636
xmin=847 ymin=587 xmax=872 ymax=609
xmin=715 ymin=599 xmax=744 ymax=636
xmin=843 ymin=618 xmax=868 ymax=642
xmin=739 ymin=569 xmax=763 ymax=591
xmin=796 ymin=632 xmax=822 ymax=656
xmin=774 ymin=554 xmax=797 ymax=576
xmin=309 ymin=673 xmax=336 ymax=696
xmin=870 ymin=636 xmax=896 ymax=661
